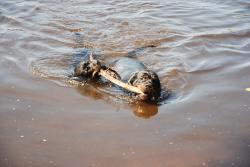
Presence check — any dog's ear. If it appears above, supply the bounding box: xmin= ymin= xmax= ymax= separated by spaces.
xmin=74 ymin=61 xmax=88 ymax=77
xmin=128 ymin=72 xmax=138 ymax=85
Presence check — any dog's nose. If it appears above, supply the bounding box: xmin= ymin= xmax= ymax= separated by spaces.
xmin=138 ymin=84 xmax=149 ymax=94
xmin=137 ymin=84 xmax=150 ymax=100
xmin=137 ymin=93 xmax=148 ymax=101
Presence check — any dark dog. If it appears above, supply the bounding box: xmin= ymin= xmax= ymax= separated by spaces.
xmin=74 ymin=54 xmax=161 ymax=102
xmin=111 ymin=57 xmax=161 ymax=101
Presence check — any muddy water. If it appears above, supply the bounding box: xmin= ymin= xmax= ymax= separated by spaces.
xmin=1 ymin=0 xmax=250 ymax=166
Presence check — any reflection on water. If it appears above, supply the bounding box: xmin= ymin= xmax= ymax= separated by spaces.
xmin=130 ymin=102 xmax=158 ymax=119
xmin=1 ymin=0 xmax=250 ymax=166
xmin=76 ymin=84 xmax=158 ymax=119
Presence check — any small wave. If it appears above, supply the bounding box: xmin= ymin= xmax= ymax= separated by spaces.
xmin=192 ymin=29 xmax=250 ymax=40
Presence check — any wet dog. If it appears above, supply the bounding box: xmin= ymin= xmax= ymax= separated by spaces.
xmin=74 ymin=54 xmax=161 ymax=102
xmin=111 ymin=57 xmax=161 ymax=101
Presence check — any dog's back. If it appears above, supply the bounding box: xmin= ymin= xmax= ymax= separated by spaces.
xmin=112 ymin=57 xmax=146 ymax=82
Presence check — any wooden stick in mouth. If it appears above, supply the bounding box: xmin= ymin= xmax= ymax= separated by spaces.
xmin=99 ymin=69 xmax=144 ymax=95
xmin=89 ymin=52 xmax=144 ymax=95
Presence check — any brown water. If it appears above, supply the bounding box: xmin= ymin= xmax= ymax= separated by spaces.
xmin=1 ymin=0 xmax=250 ymax=166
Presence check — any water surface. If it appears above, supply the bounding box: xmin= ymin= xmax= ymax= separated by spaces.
xmin=0 ymin=0 xmax=250 ymax=166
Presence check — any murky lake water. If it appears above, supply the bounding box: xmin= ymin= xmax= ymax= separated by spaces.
xmin=1 ymin=0 xmax=250 ymax=166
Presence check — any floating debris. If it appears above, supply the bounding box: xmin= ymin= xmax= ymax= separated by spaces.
xmin=42 ymin=139 xmax=47 ymax=142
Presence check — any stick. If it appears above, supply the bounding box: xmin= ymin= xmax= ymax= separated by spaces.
xmin=99 ymin=69 xmax=144 ymax=95
xmin=88 ymin=52 xmax=144 ymax=95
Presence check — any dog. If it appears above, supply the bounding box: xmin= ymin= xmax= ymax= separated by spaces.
xmin=111 ymin=57 xmax=161 ymax=101
xmin=74 ymin=53 xmax=161 ymax=102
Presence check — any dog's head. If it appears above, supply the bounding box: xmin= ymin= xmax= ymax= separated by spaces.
xmin=74 ymin=53 xmax=102 ymax=78
xmin=128 ymin=70 xmax=161 ymax=101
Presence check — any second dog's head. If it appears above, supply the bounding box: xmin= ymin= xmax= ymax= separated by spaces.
xmin=128 ymin=70 xmax=161 ymax=101
xmin=74 ymin=53 xmax=102 ymax=79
